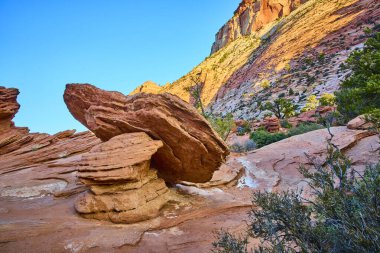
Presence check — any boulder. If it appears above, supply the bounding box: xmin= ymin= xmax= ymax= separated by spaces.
xmin=262 ymin=116 xmax=280 ymax=132
xmin=75 ymin=132 xmax=171 ymax=223
xmin=347 ymin=115 xmax=374 ymax=130
xmin=64 ymin=83 xmax=229 ymax=183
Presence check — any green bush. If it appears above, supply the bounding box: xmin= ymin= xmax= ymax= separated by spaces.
xmin=213 ymin=144 xmax=380 ymax=253
xmin=335 ymin=31 xmax=380 ymax=121
xmin=250 ymin=123 xmax=323 ymax=148
xmin=250 ymin=130 xmax=286 ymax=148
xmin=287 ymin=122 xmax=324 ymax=136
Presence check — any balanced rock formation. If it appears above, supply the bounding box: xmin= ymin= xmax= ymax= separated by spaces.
xmin=64 ymin=83 xmax=229 ymax=183
xmin=211 ymin=0 xmax=308 ymax=54
xmin=263 ymin=116 xmax=280 ymax=132
xmin=75 ymin=132 xmax=170 ymax=223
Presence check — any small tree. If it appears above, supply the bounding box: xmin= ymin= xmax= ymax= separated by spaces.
xmin=208 ymin=113 xmax=235 ymax=141
xmin=184 ymin=71 xmax=207 ymax=117
xmin=261 ymin=98 xmax=297 ymax=119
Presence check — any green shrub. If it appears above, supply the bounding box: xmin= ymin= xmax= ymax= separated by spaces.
xmin=335 ymin=31 xmax=380 ymax=121
xmin=250 ymin=130 xmax=286 ymax=148
xmin=213 ymin=144 xmax=380 ymax=253
xmin=250 ymin=123 xmax=323 ymax=148
xmin=208 ymin=113 xmax=235 ymax=141
xmin=287 ymin=122 xmax=324 ymax=137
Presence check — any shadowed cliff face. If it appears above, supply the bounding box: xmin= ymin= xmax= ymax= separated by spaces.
xmin=211 ymin=0 xmax=308 ymax=54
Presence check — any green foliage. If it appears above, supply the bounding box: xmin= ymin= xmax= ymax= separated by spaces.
xmin=250 ymin=123 xmax=323 ymax=148
xmin=261 ymin=98 xmax=297 ymax=119
xmin=301 ymin=95 xmax=319 ymax=112
xmin=208 ymin=113 xmax=235 ymax=141
xmin=287 ymin=122 xmax=324 ymax=136
xmin=319 ymin=92 xmax=336 ymax=106
xmin=335 ymin=32 xmax=380 ymax=121
xmin=213 ymin=144 xmax=380 ymax=253
xmin=250 ymin=130 xmax=286 ymax=148
xmin=280 ymin=119 xmax=292 ymax=129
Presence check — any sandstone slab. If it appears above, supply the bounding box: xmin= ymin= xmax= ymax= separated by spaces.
xmin=64 ymin=83 xmax=229 ymax=183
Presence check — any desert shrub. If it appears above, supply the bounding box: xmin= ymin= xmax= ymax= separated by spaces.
xmin=236 ymin=121 xmax=251 ymax=136
xmin=230 ymin=139 xmax=256 ymax=153
xmin=280 ymin=119 xmax=292 ymax=129
xmin=301 ymin=95 xmax=319 ymax=112
xmin=213 ymin=144 xmax=380 ymax=253
xmin=208 ymin=113 xmax=235 ymax=141
xmin=335 ymin=31 xmax=380 ymax=121
xmin=319 ymin=92 xmax=336 ymax=106
xmin=250 ymin=123 xmax=323 ymax=148
xmin=260 ymin=79 xmax=270 ymax=89
xmin=287 ymin=123 xmax=324 ymax=137
xmin=250 ymin=130 xmax=286 ymax=148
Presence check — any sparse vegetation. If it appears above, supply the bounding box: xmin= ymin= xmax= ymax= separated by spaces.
xmin=208 ymin=113 xmax=235 ymax=141
xmin=250 ymin=123 xmax=323 ymax=148
xmin=213 ymin=141 xmax=380 ymax=253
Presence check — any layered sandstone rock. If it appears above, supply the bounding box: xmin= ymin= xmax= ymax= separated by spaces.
xmin=64 ymin=83 xmax=229 ymax=183
xmin=288 ymin=106 xmax=336 ymax=127
xmin=263 ymin=116 xmax=280 ymax=132
xmin=347 ymin=115 xmax=375 ymax=130
xmin=75 ymin=132 xmax=170 ymax=223
xmin=211 ymin=0 xmax=308 ymax=54
xmin=0 ymin=86 xmax=20 ymax=133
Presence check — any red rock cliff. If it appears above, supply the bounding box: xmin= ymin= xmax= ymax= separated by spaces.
xmin=211 ymin=0 xmax=308 ymax=54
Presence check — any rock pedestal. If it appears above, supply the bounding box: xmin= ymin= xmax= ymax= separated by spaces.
xmin=75 ymin=132 xmax=170 ymax=223
xmin=263 ymin=116 xmax=280 ymax=132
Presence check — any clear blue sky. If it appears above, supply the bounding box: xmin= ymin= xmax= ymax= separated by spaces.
xmin=0 ymin=0 xmax=239 ymax=134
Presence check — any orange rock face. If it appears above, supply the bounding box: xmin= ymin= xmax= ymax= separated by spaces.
xmin=0 ymin=86 xmax=20 ymax=133
xmin=75 ymin=132 xmax=171 ymax=223
xmin=64 ymin=83 xmax=229 ymax=183
xmin=211 ymin=0 xmax=308 ymax=54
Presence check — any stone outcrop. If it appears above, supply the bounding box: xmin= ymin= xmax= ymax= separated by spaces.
xmin=0 ymin=86 xmax=20 ymax=133
xmin=288 ymin=106 xmax=336 ymax=127
xmin=347 ymin=115 xmax=375 ymax=130
xmin=262 ymin=116 xmax=280 ymax=132
xmin=75 ymin=132 xmax=170 ymax=223
xmin=211 ymin=0 xmax=308 ymax=54
xmin=64 ymin=83 xmax=229 ymax=183
xmin=0 ymin=87 xmax=100 ymax=175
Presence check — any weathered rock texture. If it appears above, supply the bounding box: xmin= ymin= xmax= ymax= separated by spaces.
xmin=64 ymin=83 xmax=229 ymax=183
xmin=211 ymin=0 xmax=308 ymax=54
xmin=263 ymin=116 xmax=280 ymax=132
xmin=0 ymin=86 xmax=20 ymax=133
xmin=75 ymin=132 xmax=170 ymax=223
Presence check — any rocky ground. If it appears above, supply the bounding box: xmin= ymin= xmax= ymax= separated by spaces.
xmin=0 ymin=86 xmax=378 ymax=253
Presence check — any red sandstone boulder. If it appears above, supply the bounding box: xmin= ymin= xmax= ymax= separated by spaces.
xmin=64 ymin=83 xmax=229 ymax=183
xmin=262 ymin=116 xmax=280 ymax=132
